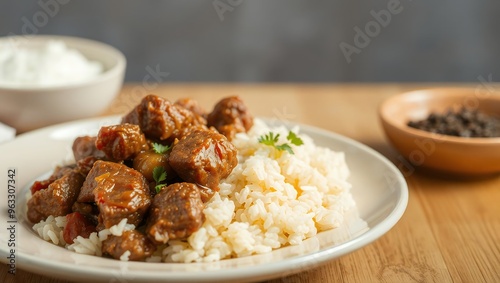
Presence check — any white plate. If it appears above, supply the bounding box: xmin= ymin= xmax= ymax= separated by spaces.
xmin=0 ymin=116 xmax=408 ymax=283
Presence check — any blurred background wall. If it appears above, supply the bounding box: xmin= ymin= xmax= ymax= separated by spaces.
xmin=1 ymin=0 xmax=500 ymax=83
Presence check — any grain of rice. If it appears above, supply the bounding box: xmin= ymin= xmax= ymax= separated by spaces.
xmin=203 ymin=252 xmax=220 ymax=262
xmin=79 ymin=235 xmax=98 ymax=251
xmin=55 ymin=216 xmax=67 ymax=228
xmin=98 ymin=228 xmax=111 ymax=242
xmin=42 ymin=225 xmax=51 ymax=240
xmin=189 ymin=227 xmax=207 ymax=250
xmin=109 ymin=218 xmax=134 ymax=236
xmin=120 ymin=250 xmax=131 ymax=261
xmin=47 ymin=230 xmax=59 ymax=245
xmin=68 ymin=240 xmax=94 ymax=255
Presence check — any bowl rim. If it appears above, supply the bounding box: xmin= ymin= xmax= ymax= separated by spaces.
xmin=0 ymin=34 xmax=126 ymax=91
xmin=379 ymin=87 xmax=500 ymax=145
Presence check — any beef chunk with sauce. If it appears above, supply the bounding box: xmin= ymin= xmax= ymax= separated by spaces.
xmin=73 ymin=136 xmax=107 ymax=162
xmin=102 ymin=230 xmax=156 ymax=261
xmin=72 ymin=202 xmax=99 ymax=223
xmin=27 ymin=170 xmax=85 ymax=223
xmin=207 ymin=96 xmax=253 ymax=140
xmin=146 ymin=183 xmax=205 ymax=245
xmin=171 ymin=123 xmax=210 ymax=142
xmin=78 ymin=160 xmax=151 ymax=229
xmin=122 ymin=94 xmax=204 ymax=141
xmin=175 ymin=97 xmax=208 ymax=123
xmin=29 ymin=165 xmax=75 ymax=195
xmin=95 ymin=124 xmax=148 ymax=161
xmin=77 ymin=160 xmax=112 ymax=203
xmin=72 ymin=136 xmax=109 ymax=175
xmin=169 ymin=129 xmax=237 ymax=195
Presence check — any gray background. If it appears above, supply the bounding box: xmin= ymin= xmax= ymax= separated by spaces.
xmin=1 ymin=0 xmax=499 ymax=82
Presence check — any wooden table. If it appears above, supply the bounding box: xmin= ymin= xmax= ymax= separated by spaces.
xmin=3 ymin=84 xmax=499 ymax=283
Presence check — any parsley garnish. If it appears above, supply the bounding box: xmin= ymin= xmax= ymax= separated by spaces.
xmin=258 ymin=132 xmax=280 ymax=146
xmin=286 ymin=131 xmax=304 ymax=146
xmin=152 ymin=166 xmax=167 ymax=193
xmin=258 ymin=130 xmax=304 ymax=154
xmin=152 ymin=143 xmax=171 ymax=154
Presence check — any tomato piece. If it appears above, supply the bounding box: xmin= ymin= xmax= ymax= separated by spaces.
xmin=30 ymin=180 xmax=51 ymax=195
xmin=63 ymin=212 xmax=97 ymax=244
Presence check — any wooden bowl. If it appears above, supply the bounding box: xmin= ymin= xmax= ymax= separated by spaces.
xmin=379 ymin=87 xmax=500 ymax=175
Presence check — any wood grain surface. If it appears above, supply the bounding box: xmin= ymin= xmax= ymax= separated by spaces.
xmin=2 ymin=83 xmax=499 ymax=283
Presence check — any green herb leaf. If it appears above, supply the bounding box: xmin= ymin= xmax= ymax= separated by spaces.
xmin=152 ymin=143 xmax=171 ymax=154
xmin=275 ymin=143 xmax=294 ymax=154
xmin=258 ymin=130 xmax=303 ymax=154
xmin=155 ymin=184 xmax=164 ymax=194
xmin=286 ymin=131 xmax=304 ymax=146
xmin=152 ymin=166 xmax=167 ymax=193
xmin=258 ymin=132 xmax=280 ymax=146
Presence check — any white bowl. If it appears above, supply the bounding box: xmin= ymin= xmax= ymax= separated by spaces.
xmin=0 ymin=35 xmax=126 ymax=133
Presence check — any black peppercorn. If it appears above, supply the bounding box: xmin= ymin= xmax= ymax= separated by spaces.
xmin=407 ymin=107 xmax=500 ymax=138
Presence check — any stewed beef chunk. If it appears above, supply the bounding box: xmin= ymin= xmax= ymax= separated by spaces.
xmin=102 ymin=230 xmax=156 ymax=261
xmin=95 ymin=124 xmax=148 ymax=161
xmin=72 ymin=136 xmax=110 ymax=175
xmin=170 ymin=124 xmax=209 ymax=142
xmin=29 ymin=165 xmax=75 ymax=195
xmin=77 ymin=160 xmax=113 ymax=203
xmin=75 ymin=156 xmax=101 ymax=176
xmin=122 ymin=94 xmax=204 ymax=141
xmin=146 ymin=183 xmax=205 ymax=245
xmin=72 ymin=136 xmax=107 ymax=162
xmin=169 ymin=129 xmax=237 ymax=192
xmin=72 ymin=202 xmax=99 ymax=223
xmin=27 ymin=170 xmax=85 ymax=223
xmin=175 ymin=97 xmax=208 ymax=123
xmin=79 ymin=160 xmax=151 ymax=229
xmin=207 ymin=96 xmax=253 ymax=140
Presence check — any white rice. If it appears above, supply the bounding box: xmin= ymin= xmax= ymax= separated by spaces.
xmin=32 ymin=119 xmax=356 ymax=262
xmin=163 ymin=119 xmax=355 ymax=262
xmin=0 ymin=40 xmax=103 ymax=87
xmin=34 ymin=216 xmax=135 ymax=260
xmin=67 ymin=218 xmax=136 ymax=258
xmin=32 ymin=215 xmax=67 ymax=246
